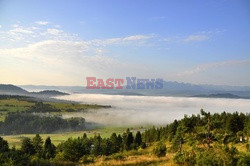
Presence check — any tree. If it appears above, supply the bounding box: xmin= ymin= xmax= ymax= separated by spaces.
xmin=44 ymin=137 xmax=56 ymax=159
xmin=21 ymin=137 xmax=35 ymax=155
xmin=201 ymin=109 xmax=213 ymax=149
xmin=171 ymin=125 xmax=184 ymax=152
xmin=110 ymin=133 xmax=120 ymax=153
xmin=123 ymin=129 xmax=134 ymax=150
xmin=32 ymin=134 xmax=43 ymax=157
xmin=227 ymin=112 xmax=245 ymax=134
xmin=0 ymin=137 xmax=9 ymax=153
xmin=92 ymin=135 xmax=103 ymax=156
xmin=63 ymin=137 xmax=87 ymax=162
xmin=134 ymin=131 xmax=142 ymax=148
xmin=169 ymin=120 xmax=178 ymax=141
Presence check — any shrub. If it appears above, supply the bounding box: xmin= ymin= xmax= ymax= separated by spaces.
xmin=153 ymin=142 xmax=166 ymax=157
xmin=195 ymin=147 xmax=235 ymax=166
xmin=80 ymin=155 xmax=95 ymax=164
xmin=110 ymin=153 xmax=125 ymax=160
xmin=173 ymin=151 xmax=196 ymax=166
xmin=237 ymin=153 xmax=250 ymax=166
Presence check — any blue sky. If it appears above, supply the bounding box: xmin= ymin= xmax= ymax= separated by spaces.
xmin=0 ymin=0 xmax=250 ymax=86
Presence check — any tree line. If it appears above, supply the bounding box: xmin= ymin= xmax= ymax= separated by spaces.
xmin=0 ymin=113 xmax=85 ymax=134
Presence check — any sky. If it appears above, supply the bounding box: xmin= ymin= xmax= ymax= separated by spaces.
xmin=0 ymin=0 xmax=250 ymax=86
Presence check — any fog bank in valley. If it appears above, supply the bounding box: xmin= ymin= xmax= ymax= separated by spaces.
xmin=56 ymin=94 xmax=250 ymax=126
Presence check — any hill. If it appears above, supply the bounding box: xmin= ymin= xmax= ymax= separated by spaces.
xmin=0 ymin=84 xmax=28 ymax=95
xmin=31 ymin=90 xmax=69 ymax=97
xmin=191 ymin=93 xmax=250 ymax=99
xmin=0 ymin=84 xmax=68 ymax=97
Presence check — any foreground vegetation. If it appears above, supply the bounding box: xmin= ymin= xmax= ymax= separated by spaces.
xmin=0 ymin=110 xmax=249 ymax=165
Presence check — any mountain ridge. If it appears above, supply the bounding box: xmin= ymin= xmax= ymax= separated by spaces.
xmin=0 ymin=84 xmax=69 ymax=97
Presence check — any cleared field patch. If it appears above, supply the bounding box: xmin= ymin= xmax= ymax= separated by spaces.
xmin=46 ymin=101 xmax=110 ymax=112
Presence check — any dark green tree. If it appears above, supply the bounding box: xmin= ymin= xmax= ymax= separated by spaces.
xmin=134 ymin=131 xmax=142 ymax=148
xmin=44 ymin=137 xmax=56 ymax=159
xmin=110 ymin=133 xmax=120 ymax=153
xmin=123 ymin=129 xmax=134 ymax=150
xmin=21 ymin=137 xmax=35 ymax=155
xmin=0 ymin=136 xmax=9 ymax=153
xmin=32 ymin=134 xmax=43 ymax=157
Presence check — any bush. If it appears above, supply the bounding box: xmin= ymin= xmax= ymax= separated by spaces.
xmin=153 ymin=142 xmax=166 ymax=157
xmin=195 ymin=147 xmax=234 ymax=166
xmin=140 ymin=142 xmax=146 ymax=149
xmin=109 ymin=153 xmax=125 ymax=160
xmin=237 ymin=153 xmax=250 ymax=166
xmin=80 ymin=155 xmax=95 ymax=164
xmin=173 ymin=151 xmax=196 ymax=166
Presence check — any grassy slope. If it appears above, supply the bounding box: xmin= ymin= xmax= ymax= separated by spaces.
xmin=0 ymin=97 xmax=108 ymax=121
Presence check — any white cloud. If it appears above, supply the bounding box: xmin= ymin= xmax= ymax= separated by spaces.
xmin=0 ymin=37 xmax=154 ymax=85
xmin=54 ymin=25 xmax=61 ymax=28
xmin=90 ymin=34 xmax=153 ymax=46
xmin=183 ymin=34 xmax=209 ymax=42
xmin=35 ymin=21 xmax=49 ymax=25
xmin=46 ymin=28 xmax=62 ymax=35
xmin=123 ymin=35 xmax=151 ymax=41
xmin=10 ymin=27 xmax=34 ymax=34
xmin=11 ymin=24 xmax=19 ymax=28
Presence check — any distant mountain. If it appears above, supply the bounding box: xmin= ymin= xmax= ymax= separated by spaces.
xmin=19 ymin=81 xmax=250 ymax=98
xmin=0 ymin=84 xmax=68 ymax=97
xmin=0 ymin=84 xmax=28 ymax=95
xmin=31 ymin=90 xmax=69 ymax=97
xmin=192 ymin=93 xmax=250 ymax=99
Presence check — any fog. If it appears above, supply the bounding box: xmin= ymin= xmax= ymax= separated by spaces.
xmin=56 ymin=94 xmax=250 ymax=126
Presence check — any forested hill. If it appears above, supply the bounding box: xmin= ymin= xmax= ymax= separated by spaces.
xmin=30 ymin=90 xmax=69 ymax=97
xmin=0 ymin=84 xmax=68 ymax=97
xmin=0 ymin=84 xmax=28 ymax=95
xmin=192 ymin=93 xmax=250 ymax=99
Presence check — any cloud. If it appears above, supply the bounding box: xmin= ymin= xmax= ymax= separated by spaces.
xmin=178 ymin=59 xmax=250 ymax=76
xmin=57 ymin=94 xmax=250 ymax=126
xmin=9 ymin=27 xmax=34 ymax=34
xmin=90 ymin=34 xmax=153 ymax=46
xmin=0 ymin=36 xmax=154 ymax=85
xmin=11 ymin=24 xmax=20 ymax=28
xmin=123 ymin=35 xmax=151 ymax=41
xmin=183 ymin=34 xmax=209 ymax=42
xmin=35 ymin=21 xmax=49 ymax=25
xmin=0 ymin=22 xmax=228 ymax=85
xmin=46 ymin=28 xmax=62 ymax=35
